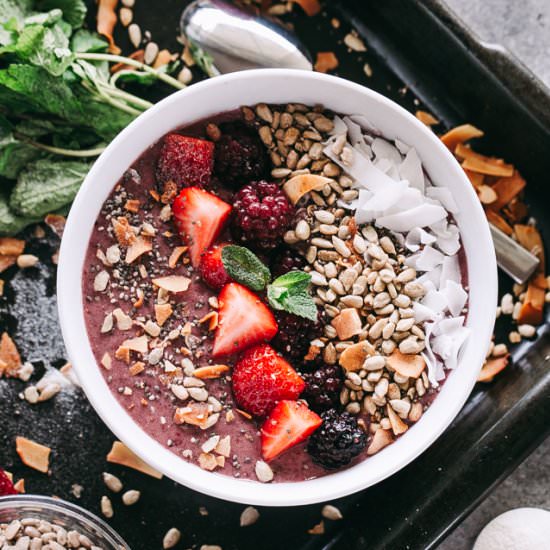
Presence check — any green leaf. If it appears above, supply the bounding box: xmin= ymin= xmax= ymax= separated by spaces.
xmin=0 ymin=22 xmax=74 ymax=76
xmin=188 ymin=39 xmax=218 ymax=77
xmin=0 ymin=192 xmax=39 ymax=236
xmin=35 ymin=0 xmax=87 ymax=28
xmin=266 ymin=271 xmax=318 ymax=321
xmin=221 ymin=245 xmax=271 ymax=291
xmin=24 ymin=8 xmax=63 ymax=26
xmin=70 ymin=29 xmax=108 ymax=53
xmin=10 ymin=158 xmax=89 ymax=217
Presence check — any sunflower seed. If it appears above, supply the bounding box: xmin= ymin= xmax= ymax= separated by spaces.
xmin=271 ymin=167 xmax=291 ymax=179
xmin=379 ymin=236 xmax=396 ymax=255
xmin=163 ymin=528 xmax=181 ymax=549
xmin=240 ymin=506 xmax=260 ymax=527
xmin=119 ymin=7 xmax=133 ymax=26
xmin=322 ymin=504 xmax=343 ymax=520
xmin=311 ymin=237 xmax=333 ymax=249
xmin=144 ymin=41 xmax=159 ymax=65
xmin=102 ymin=472 xmax=123 ymax=493
xmin=403 ymin=281 xmax=426 ymax=298
xmin=364 ymin=355 xmax=386 ymax=371
xmin=295 ymin=220 xmax=311 ymax=240
xmin=122 ymin=489 xmax=140 ymax=506
xmin=94 ymin=270 xmax=109 ymax=292
xmin=399 ymin=337 xmax=424 ymax=354
xmin=332 ymin=236 xmax=351 ymax=258
xmin=259 ymin=125 xmax=273 ymax=146
xmin=100 ymin=496 xmax=113 ymax=518
xmin=518 ymin=324 xmax=536 ymax=338
xmin=255 ymin=460 xmax=274 ymax=482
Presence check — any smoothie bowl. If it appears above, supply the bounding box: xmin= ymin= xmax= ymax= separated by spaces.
xmin=57 ymin=70 xmax=496 ymax=506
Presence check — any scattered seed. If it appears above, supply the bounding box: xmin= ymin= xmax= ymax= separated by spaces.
xmin=240 ymin=506 xmax=260 ymax=527
xmin=128 ymin=23 xmax=142 ymax=48
xmin=144 ymin=41 xmax=159 ymax=65
xmin=102 ymin=472 xmax=123 ymax=493
xmin=177 ymin=66 xmax=193 ymax=85
xmin=100 ymin=496 xmax=113 ymax=518
xmin=119 ymin=7 xmax=133 ymax=26
xmin=17 ymin=254 xmax=39 ymax=268
xmin=321 ymin=504 xmax=343 ymax=521
xmin=518 ymin=324 xmax=536 ymax=338
xmin=255 ymin=460 xmax=274 ymax=483
xmin=163 ymin=528 xmax=181 ymax=549
xmin=344 ymin=33 xmax=367 ymax=52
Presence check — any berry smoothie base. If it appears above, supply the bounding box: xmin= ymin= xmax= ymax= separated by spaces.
xmin=82 ymin=103 xmax=469 ymax=483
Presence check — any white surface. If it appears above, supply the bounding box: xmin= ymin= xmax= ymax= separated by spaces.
xmin=473 ymin=508 xmax=550 ymax=550
xmin=57 ymin=69 xmax=497 ymax=506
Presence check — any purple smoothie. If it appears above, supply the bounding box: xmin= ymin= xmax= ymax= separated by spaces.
xmin=82 ymin=107 xmax=467 ymax=483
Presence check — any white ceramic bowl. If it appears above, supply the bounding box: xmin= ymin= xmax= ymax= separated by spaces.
xmin=57 ymin=69 xmax=497 ymax=506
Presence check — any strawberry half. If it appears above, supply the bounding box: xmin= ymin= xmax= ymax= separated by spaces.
xmin=213 ymin=283 xmax=277 ymax=357
xmin=261 ymin=400 xmax=322 ymax=461
xmin=172 ymin=187 xmax=232 ymax=267
xmin=232 ymin=344 xmax=305 ymax=416
xmin=0 ymin=468 xmax=17 ymax=496
xmin=199 ymin=244 xmax=231 ymax=290
xmin=156 ymin=134 xmax=214 ymax=188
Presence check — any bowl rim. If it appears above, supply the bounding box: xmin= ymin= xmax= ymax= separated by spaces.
xmin=57 ymin=68 xmax=497 ymax=506
xmin=0 ymin=495 xmax=129 ymax=548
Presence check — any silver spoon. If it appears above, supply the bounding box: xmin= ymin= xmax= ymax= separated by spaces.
xmin=180 ymin=0 xmax=539 ymax=283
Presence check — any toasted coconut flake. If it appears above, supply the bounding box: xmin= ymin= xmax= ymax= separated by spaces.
xmin=13 ymin=478 xmax=25 ymax=493
xmin=115 ymin=346 xmax=131 ymax=364
xmin=339 ymin=341 xmax=376 ymax=372
xmin=215 ymin=435 xmax=231 ymax=457
xmin=367 ymin=429 xmax=394 ymax=455
xmin=386 ymin=404 xmax=409 ymax=435
xmin=463 ymin=168 xmax=485 ymax=189
xmin=193 ymin=364 xmax=230 ymax=379
xmin=415 ymin=111 xmax=439 ymax=126
xmin=168 ymin=246 xmax=188 ymax=268
xmin=198 ymin=453 xmax=219 ymax=471
xmin=478 ymin=355 xmax=510 ymax=382
xmin=486 ymin=209 xmax=513 ymax=236
xmin=97 ymin=0 xmax=120 ymax=54
xmin=308 ymin=521 xmax=325 ymax=535
xmin=477 ymin=184 xmax=498 ymax=205
xmin=16 ymin=436 xmax=50 ymax=473
xmin=126 ymin=236 xmax=152 ymax=264
xmin=153 ymin=49 xmax=175 ymax=69
xmin=174 ymin=402 xmax=210 ymax=429
xmin=198 ymin=311 xmax=219 ymax=331
xmin=440 ymin=124 xmax=483 ymax=151
xmin=331 ymin=308 xmax=362 ymax=340
xmin=386 ymin=350 xmax=426 ymax=378
xmin=291 ymin=0 xmax=321 ymax=16
xmin=514 ymin=224 xmax=545 ymax=271
xmin=489 ymin=171 xmax=526 ymax=211
xmin=0 ymin=256 xmax=16 ymax=273
xmin=124 ymin=199 xmax=140 ymax=213
xmin=101 ymin=352 xmax=112 ymax=370
xmin=283 ymin=174 xmax=333 ymax=205
xmin=107 ymin=441 xmax=163 ymax=478
xmin=152 ymin=275 xmax=191 ymax=293
xmin=314 ymin=52 xmax=338 ymax=73
xmin=112 ymin=217 xmax=136 ymax=246
xmin=0 ymin=237 xmax=25 ymax=256
xmin=0 ymin=332 xmax=21 ymax=377
xmin=0 ymin=279 xmax=4 ymax=296
xmin=112 ymin=308 xmax=133 ymax=330
xmin=44 ymin=214 xmax=66 ymax=237
xmin=455 ymin=144 xmax=514 ymax=177
xmin=155 ymin=303 xmax=173 ymax=326
xmin=111 ymin=49 xmax=145 ymax=73
xmin=122 ymin=335 xmax=148 ymax=354
xmin=129 ymin=362 xmax=145 ymax=376
xmin=518 ymin=283 xmax=545 ymax=325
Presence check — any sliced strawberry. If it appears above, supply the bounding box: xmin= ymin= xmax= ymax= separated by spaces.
xmin=172 ymin=187 xmax=232 ymax=267
xmin=156 ymin=134 xmax=214 ymax=188
xmin=261 ymin=400 xmax=322 ymax=461
xmin=199 ymin=244 xmax=231 ymax=290
xmin=213 ymin=283 xmax=277 ymax=357
xmin=232 ymin=344 xmax=305 ymax=416
xmin=0 ymin=468 xmax=17 ymax=496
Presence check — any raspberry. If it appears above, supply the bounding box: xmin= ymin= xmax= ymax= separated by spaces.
xmin=271 ymin=309 xmax=323 ymax=362
xmin=214 ymin=123 xmax=268 ymax=186
xmin=307 ymin=409 xmax=367 ymax=469
xmin=0 ymin=468 xmax=17 ymax=496
xmin=302 ymin=364 xmax=343 ymax=411
xmin=232 ymin=181 xmax=294 ymax=250
xmin=271 ymin=247 xmax=305 ymax=278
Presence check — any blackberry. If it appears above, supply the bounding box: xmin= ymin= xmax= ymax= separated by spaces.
xmin=232 ymin=181 xmax=294 ymax=250
xmin=214 ymin=123 xmax=268 ymax=186
xmin=302 ymin=364 xmax=344 ymax=411
xmin=307 ymin=409 xmax=367 ymax=469
xmin=271 ymin=247 xmax=305 ymax=278
xmin=271 ymin=309 xmax=322 ymax=361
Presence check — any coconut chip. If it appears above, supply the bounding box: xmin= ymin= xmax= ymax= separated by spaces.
xmin=0 ymin=332 xmax=21 ymax=377
xmin=126 ymin=236 xmax=152 ymax=264
xmin=16 ymin=436 xmax=51 ymax=473
xmin=339 ymin=341 xmax=376 ymax=372
xmin=314 ymin=52 xmax=339 ymax=73
xmin=152 ymin=276 xmax=191 ymax=293
xmin=107 ymin=441 xmax=163 ymax=478
xmin=367 ymin=429 xmax=393 ymax=455
xmin=283 ymin=174 xmax=333 ymax=205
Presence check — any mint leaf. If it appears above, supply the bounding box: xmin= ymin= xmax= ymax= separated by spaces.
xmin=267 ymin=271 xmax=318 ymax=321
xmin=36 ymin=0 xmax=87 ymax=29
xmin=221 ymin=245 xmax=271 ymax=292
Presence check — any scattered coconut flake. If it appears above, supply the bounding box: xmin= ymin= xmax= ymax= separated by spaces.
xmin=399 ymin=148 xmax=425 ymax=193
xmin=122 ymin=335 xmax=148 ymax=354
xmin=377 ymin=203 xmax=447 ymax=233
xmin=283 ymin=174 xmax=332 ymax=205
xmin=125 ymin=236 xmax=152 ymax=264
xmin=442 ymin=280 xmax=468 ymax=316
xmin=16 ymin=436 xmax=50 ymax=473
xmin=112 ymin=308 xmax=133 ymax=330
xmin=405 ymin=227 xmax=437 ymax=252
xmin=107 ymin=441 xmax=163 ymax=478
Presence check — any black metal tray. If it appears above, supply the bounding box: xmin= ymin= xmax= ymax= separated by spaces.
xmin=1 ymin=1 xmax=550 ymax=549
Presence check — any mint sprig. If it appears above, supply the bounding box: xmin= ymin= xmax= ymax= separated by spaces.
xmin=221 ymin=245 xmax=271 ymax=292
xmin=267 ymin=272 xmax=318 ymax=321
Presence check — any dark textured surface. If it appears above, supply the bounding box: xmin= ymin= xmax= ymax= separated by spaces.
xmin=1 ymin=1 xmax=550 ymax=550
